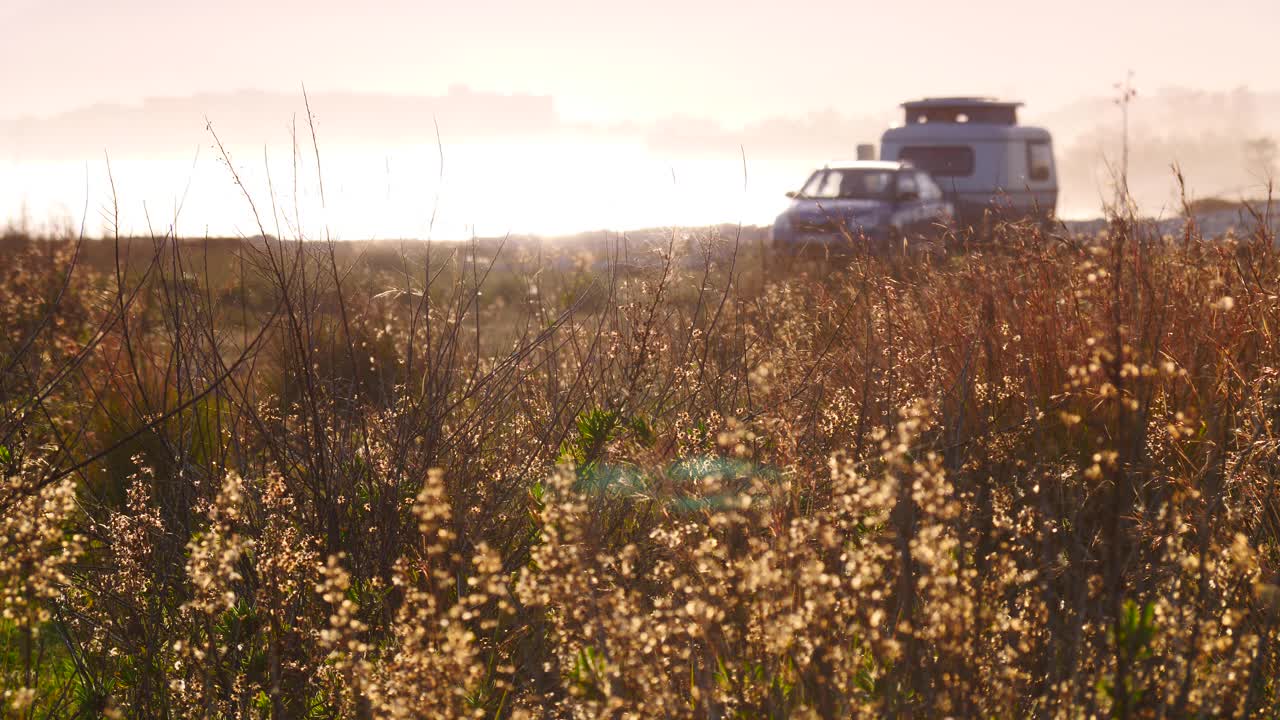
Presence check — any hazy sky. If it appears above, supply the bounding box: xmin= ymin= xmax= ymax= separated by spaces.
xmin=4 ymin=0 xmax=1279 ymax=237
xmin=4 ymin=0 xmax=1277 ymax=125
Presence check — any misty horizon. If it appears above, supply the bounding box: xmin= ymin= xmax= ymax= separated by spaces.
xmin=4 ymin=84 xmax=1278 ymax=239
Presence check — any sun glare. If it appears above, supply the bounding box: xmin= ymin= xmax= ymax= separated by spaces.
xmin=3 ymin=137 xmax=788 ymax=240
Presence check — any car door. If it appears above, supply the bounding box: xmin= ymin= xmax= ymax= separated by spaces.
xmin=892 ymin=171 xmax=928 ymax=240
xmin=915 ymin=171 xmax=950 ymax=239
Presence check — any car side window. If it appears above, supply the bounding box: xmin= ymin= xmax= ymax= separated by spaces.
xmin=896 ymin=172 xmax=918 ymax=199
xmin=916 ymin=172 xmax=943 ymax=202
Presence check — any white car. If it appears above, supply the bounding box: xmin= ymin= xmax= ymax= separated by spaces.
xmin=772 ymin=160 xmax=954 ymax=254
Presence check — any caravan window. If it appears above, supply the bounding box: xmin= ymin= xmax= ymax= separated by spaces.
xmin=1027 ymin=141 xmax=1053 ymax=182
xmin=898 ymin=146 xmax=975 ymax=177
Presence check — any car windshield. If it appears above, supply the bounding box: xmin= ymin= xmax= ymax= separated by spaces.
xmin=798 ymin=169 xmax=894 ymax=200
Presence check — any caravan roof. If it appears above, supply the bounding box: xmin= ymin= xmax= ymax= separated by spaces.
xmin=882 ymin=122 xmax=1051 ymax=143
xmin=901 ymin=97 xmax=1022 ymax=126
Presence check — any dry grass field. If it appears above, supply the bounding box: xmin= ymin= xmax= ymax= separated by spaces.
xmin=1 ymin=210 xmax=1279 ymax=717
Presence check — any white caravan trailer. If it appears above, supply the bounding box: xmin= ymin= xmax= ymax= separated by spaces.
xmin=879 ymin=98 xmax=1057 ymax=233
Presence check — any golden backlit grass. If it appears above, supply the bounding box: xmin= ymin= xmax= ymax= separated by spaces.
xmin=1 ymin=216 xmax=1279 ymax=718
